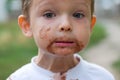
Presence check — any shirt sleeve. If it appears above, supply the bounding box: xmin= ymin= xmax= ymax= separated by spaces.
xmin=6 ymin=77 xmax=12 ymax=80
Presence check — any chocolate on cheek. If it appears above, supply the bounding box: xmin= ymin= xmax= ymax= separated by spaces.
xmin=77 ymin=41 xmax=85 ymax=51
xmin=39 ymin=26 xmax=51 ymax=40
xmin=80 ymin=43 xmax=85 ymax=50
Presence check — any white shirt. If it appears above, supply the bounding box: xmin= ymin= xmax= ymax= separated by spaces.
xmin=7 ymin=54 xmax=115 ymax=80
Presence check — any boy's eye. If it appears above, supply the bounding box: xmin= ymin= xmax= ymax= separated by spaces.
xmin=43 ymin=12 xmax=56 ymax=18
xmin=73 ymin=12 xmax=85 ymax=19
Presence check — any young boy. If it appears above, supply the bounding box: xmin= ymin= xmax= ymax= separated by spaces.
xmin=7 ymin=0 xmax=115 ymax=80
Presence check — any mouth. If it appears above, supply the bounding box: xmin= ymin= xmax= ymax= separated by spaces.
xmin=54 ymin=40 xmax=75 ymax=47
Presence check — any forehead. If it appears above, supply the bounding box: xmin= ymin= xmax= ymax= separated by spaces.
xmin=31 ymin=0 xmax=91 ymax=7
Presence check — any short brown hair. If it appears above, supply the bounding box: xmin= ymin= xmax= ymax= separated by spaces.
xmin=21 ymin=0 xmax=95 ymax=20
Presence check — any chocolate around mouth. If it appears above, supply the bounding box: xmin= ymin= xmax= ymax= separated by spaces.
xmin=54 ymin=40 xmax=75 ymax=47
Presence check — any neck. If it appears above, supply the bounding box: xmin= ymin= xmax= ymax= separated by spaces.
xmin=35 ymin=49 xmax=79 ymax=73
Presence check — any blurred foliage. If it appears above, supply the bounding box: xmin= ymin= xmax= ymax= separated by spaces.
xmin=113 ymin=59 xmax=120 ymax=72
xmin=6 ymin=0 xmax=13 ymax=13
xmin=0 ymin=20 xmax=37 ymax=79
xmin=112 ymin=22 xmax=120 ymax=72
xmin=0 ymin=20 xmax=106 ymax=80
xmin=88 ymin=23 xmax=107 ymax=47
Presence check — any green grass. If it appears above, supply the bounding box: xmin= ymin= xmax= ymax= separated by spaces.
xmin=113 ymin=58 xmax=120 ymax=72
xmin=0 ymin=20 xmax=37 ymax=79
xmin=0 ymin=20 xmax=106 ymax=80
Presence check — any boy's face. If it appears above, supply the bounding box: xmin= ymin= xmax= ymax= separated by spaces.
xmin=19 ymin=0 xmax=96 ymax=56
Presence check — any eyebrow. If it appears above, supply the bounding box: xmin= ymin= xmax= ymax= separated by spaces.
xmin=35 ymin=0 xmax=54 ymax=8
xmin=75 ymin=2 xmax=90 ymax=9
xmin=36 ymin=0 xmax=89 ymax=8
xmin=34 ymin=0 xmax=54 ymax=12
xmin=34 ymin=0 xmax=90 ymax=14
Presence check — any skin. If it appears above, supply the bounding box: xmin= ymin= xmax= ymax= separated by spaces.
xmin=18 ymin=0 xmax=96 ymax=73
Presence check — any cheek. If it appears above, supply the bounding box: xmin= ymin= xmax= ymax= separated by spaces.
xmin=32 ymin=25 xmax=51 ymax=48
xmin=74 ymin=22 xmax=91 ymax=47
xmin=75 ymin=31 xmax=90 ymax=51
xmin=38 ymin=26 xmax=51 ymax=44
xmin=79 ymin=41 xmax=85 ymax=49
xmin=76 ymin=41 xmax=85 ymax=52
xmin=39 ymin=26 xmax=51 ymax=40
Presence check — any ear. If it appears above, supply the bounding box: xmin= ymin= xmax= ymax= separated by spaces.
xmin=90 ymin=15 xmax=96 ymax=31
xmin=18 ymin=15 xmax=33 ymax=37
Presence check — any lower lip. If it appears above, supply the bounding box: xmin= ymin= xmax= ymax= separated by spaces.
xmin=54 ymin=42 xmax=75 ymax=47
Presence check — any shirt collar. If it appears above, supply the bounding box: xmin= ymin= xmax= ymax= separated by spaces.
xmin=31 ymin=54 xmax=84 ymax=79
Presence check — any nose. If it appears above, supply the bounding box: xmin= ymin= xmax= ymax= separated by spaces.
xmin=59 ymin=24 xmax=72 ymax=32
xmin=59 ymin=16 xmax=72 ymax=32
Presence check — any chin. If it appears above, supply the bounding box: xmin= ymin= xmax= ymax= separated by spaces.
xmin=48 ymin=47 xmax=84 ymax=56
xmin=53 ymin=49 xmax=76 ymax=56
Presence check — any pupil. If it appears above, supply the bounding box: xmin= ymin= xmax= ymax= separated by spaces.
xmin=74 ymin=13 xmax=80 ymax=17
xmin=47 ymin=13 xmax=52 ymax=17
xmin=73 ymin=13 xmax=84 ymax=18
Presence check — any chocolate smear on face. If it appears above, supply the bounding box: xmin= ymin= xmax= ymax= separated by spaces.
xmin=78 ymin=41 xmax=85 ymax=51
xmin=39 ymin=26 xmax=51 ymax=40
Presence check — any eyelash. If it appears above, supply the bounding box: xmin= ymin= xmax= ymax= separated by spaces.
xmin=43 ymin=11 xmax=85 ymax=19
xmin=43 ymin=11 xmax=56 ymax=18
xmin=73 ymin=12 xmax=85 ymax=19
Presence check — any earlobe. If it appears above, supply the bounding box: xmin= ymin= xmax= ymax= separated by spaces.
xmin=90 ymin=15 xmax=96 ymax=31
xmin=18 ymin=15 xmax=33 ymax=37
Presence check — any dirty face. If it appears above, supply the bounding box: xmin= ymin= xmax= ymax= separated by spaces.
xmin=29 ymin=0 xmax=92 ymax=56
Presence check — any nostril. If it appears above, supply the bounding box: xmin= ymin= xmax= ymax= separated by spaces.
xmin=60 ymin=27 xmax=72 ymax=31
xmin=68 ymin=28 xmax=71 ymax=31
xmin=59 ymin=25 xmax=72 ymax=32
xmin=61 ymin=27 xmax=64 ymax=31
